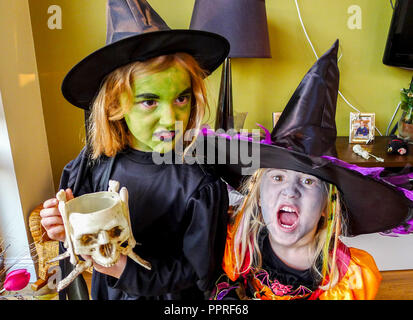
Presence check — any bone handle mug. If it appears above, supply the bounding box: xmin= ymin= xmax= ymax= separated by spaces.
xmin=56 ymin=190 xmax=78 ymax=266
xmin=49 ymin=180 xmax=151 ymax=292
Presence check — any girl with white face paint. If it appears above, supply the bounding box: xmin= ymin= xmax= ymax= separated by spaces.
xmin=259 ymin=169 xmax=327 ymax=271
xmin=211 ymin=168 xmax=382 ymax=300
xmin=209 ymin=40 xmax=412 ymax=300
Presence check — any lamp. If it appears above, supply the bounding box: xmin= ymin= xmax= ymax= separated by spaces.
xmin=190 ymin=0 xmax=271 ymax=131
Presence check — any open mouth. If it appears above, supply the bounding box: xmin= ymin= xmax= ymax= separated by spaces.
xmin=153 ymin=130 xmax=176 ymax=142
xmin=277 ymin=205 xmax=299 ymax=232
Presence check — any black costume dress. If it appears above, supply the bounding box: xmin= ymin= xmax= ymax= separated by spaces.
xmin=211 ymin=229 xmax=320 ymax=300
xmin=212 ymin=226 xmax=383 ymax=300
xmin=58 ymin=147 xmax=228 ymax=300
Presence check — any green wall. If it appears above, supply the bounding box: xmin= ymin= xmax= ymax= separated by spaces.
xmin=28 ymin=0 xmax=413 ymax=187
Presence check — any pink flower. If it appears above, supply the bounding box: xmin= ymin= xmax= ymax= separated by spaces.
xmin=3 ymin=269 xmax=30 ymax=291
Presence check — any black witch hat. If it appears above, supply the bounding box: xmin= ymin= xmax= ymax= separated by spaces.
xmin=61 ymin=0 xmax=230 ymax=110
xmin=204 ymin=40 xmax=413 ymax=236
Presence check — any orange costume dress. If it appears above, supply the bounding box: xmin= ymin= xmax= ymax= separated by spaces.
xmin=211 ymin=218 xmax=382 ymax=301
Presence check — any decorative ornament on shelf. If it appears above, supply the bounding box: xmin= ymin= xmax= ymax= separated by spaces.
xmin=387 ymin=136 xmax=409 ymax=155
xmin=398 ymin=76 xmax=413 ymax=141
xmin=352 ymin=144 xmax=384 ymax=162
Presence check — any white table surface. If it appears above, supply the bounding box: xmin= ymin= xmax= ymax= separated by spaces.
xmin=341 ymin=233 xmax=413 ymax=271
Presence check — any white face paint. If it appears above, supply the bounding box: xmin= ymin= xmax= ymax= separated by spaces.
xmin=259 ymin=169 xmax=327 ymax=249
xmin=68 ymin=193 xmax=130 ymax=267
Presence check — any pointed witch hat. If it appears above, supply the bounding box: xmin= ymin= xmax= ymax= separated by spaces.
xmin=62 ymin=0 xmax=230 ymax=110
xmin=204 ymin=40 xmax=413 ymax=236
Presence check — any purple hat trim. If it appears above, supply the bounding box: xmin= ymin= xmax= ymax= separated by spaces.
xmin=201 ymin=123 xmax=273 ymax=145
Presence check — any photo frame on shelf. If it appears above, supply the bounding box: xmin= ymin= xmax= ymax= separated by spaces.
xmin=349 ymin=112 xmax=375 ymax=144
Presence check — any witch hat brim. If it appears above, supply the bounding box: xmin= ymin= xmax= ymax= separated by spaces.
xmin=203 ymin=135 xmax=413 ymax=236
xmin=201 ymin=39 xmax=412 ymax=236
xmin=62 ymin=30 xmax=230 ymax=110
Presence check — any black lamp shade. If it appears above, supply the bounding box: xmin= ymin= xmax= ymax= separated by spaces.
xmin=190 ymin=0 xmax=271 ymax=58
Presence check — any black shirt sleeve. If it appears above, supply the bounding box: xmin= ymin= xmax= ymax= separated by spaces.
xmin=59 ymin=146 xmax=91 ymax=194
xmin=57 ymin=147 xmax=92 ymax=300
xmin=107 ymin=178 xmax=229 ymax=296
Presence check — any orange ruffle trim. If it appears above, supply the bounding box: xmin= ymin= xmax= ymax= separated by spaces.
xmin=222 ymin=214 xmax=382 ymax=300
xmin=317 ymin=247 xmax=382 ymax=300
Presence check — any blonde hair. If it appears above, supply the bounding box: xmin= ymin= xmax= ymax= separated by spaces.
xmin=232 ymin=168 xmax=346 ymax=290
xmin=87 ymin=53 xmax=209 ymax=159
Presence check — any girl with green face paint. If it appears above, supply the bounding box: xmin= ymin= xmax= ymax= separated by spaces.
xmin=87 ymin=53 xmax=208 ymax=160
xmin=41 ymin=52 xmax=229 ymax=301
xmin=123 ymin=64 xmax=192 ymax=154
xmin=40 ymin=0 xmax=230 ymax=302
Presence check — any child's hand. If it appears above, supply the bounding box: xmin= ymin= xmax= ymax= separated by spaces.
xmin=40 ymin=188 xmax=74 ymax=242
xmin=81 ymin=254 xmax=127 ymax=279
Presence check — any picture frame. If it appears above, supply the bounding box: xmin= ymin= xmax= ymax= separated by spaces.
xmin=349 ymin=112 xmax=375 ymax=144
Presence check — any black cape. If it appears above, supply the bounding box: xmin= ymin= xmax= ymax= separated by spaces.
xmin=58 ymin=147 xmax=228 ymax=300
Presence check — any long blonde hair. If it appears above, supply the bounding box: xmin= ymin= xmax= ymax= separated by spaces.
xmin=87 ymin=53 xmax=209 ymax=159
xmin=232 ymin=168 xmax=346 ymax=290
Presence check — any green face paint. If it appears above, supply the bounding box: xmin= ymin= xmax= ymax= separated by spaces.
xmin=123 ymin=64 xmax=192 ymax=153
